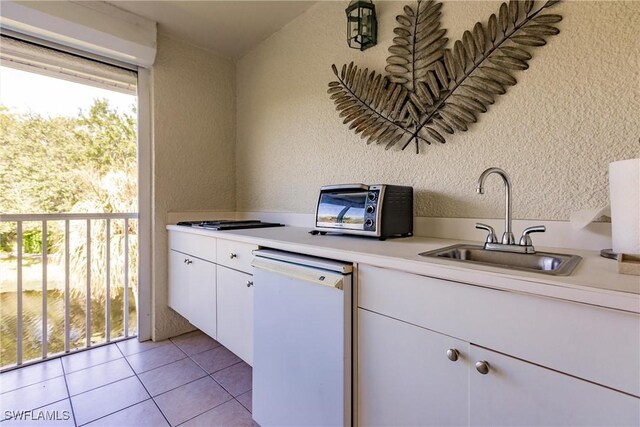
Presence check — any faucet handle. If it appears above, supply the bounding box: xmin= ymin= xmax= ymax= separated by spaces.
xmin=519 ymin=225 xmax=546 ymax=246
xmin=475 ymin=223 xmax=498 ymax=244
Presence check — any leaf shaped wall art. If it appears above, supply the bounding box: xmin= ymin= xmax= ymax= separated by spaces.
xmin=328 ymin=0 xmax=562 ymax=153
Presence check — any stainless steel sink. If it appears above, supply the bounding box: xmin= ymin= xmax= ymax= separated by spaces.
xmin=419 ymin=244 xmax=582 ymax=276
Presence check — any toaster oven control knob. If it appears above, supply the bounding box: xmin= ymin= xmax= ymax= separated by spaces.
xmin=366 ymin=205 xmax=375 ymax=214
xmin=365 ymin=219 xmax=374 ymax=228
xmin=368 ymin=192 xmax=376 ymax=201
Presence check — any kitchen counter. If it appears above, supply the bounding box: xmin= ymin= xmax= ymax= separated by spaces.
xmin=166 ymin=225 xmax=640 ymax=313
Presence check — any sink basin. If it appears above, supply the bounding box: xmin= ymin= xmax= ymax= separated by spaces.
xmin=419 ymin=244 xmax=582 ymax=276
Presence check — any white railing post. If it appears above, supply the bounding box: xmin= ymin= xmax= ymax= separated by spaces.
xmin=86 ymin=219 xmax=91 ymax=347
xmin=105 ymin=219 xmax=111 ymax=342
xmin=16 ymin=221 xmax=23 ymax=366
xmin=64 ymin=220 xmax=70 ymax=353
xmin=42 ymin=221 xmax=48 ymax=359
xmin=0 ymin=213 xmax=138 ymax=370
xmin=124 ymin=218 xmax=129 ymax=338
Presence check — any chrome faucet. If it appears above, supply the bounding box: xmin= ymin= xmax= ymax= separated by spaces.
xmin=476 ymin=167 xmax=515 ymax=245
xmin=476 ymin=167 xmax=546 ymax=254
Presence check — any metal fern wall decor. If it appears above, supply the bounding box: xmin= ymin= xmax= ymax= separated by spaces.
xmin=327 ymin=0 xmax=562 ymax=153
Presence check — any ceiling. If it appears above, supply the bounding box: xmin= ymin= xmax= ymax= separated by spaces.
xmin=107 ymin=1 xmax=317 ymax=59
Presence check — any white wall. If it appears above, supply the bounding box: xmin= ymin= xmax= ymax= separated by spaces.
xmin=151 ymin=32 xmax=235 ymax=340
xmin=236 ymin=1 xmax=640 ymax=221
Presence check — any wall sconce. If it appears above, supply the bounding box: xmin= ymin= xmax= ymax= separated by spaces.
xmin=346 ymin=0 xmax=377 ymax=51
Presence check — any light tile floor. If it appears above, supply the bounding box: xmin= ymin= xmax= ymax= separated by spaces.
xmin=0 ymin=331 xmax=256 ymax=427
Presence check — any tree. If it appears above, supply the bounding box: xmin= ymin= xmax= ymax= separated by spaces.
xmin=0 ymin=99 xmax=137 ymax=216
xmin=1 ymin=99 xmax=138 ymax=360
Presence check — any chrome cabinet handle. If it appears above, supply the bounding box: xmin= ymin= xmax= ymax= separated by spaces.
xmin=446 ymin=349 xmax=459 ymax=362
xmin=246 ymin=281 xmax=253 ymax=287
xmin=229 ymin=253 xmax=237 ymax=259
xmin=475 ymin=360 xmax=490 ymax=375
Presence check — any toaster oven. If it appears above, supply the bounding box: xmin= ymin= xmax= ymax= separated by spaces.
xmin=312 ymin=184 xmax=413 ymax=239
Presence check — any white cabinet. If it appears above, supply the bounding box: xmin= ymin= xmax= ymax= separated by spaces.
xmin=469 ymin=345 xmax=640 ymax=426
xmin=168 ymin=231 xmax=257 ymax=364
xmin=168 ymin=249 xmax=216 ymax=339
xmin=358 ymin=308 xmax=468 ymax=426
xmin=168 ymin=249 xmax=190 ymax=317
xmin=357 ymin=264 xmax=640 ymax=426
xmin=217 ymin=265 xmax=253 ymax=365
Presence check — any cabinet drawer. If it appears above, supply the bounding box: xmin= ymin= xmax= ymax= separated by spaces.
xmin=169 ymin=230 xmax=216 ymax=262
xmin=216 ymin=239 xmax=258 ymax=273
xmin=358 ymin=264 xmax=640 ymax=397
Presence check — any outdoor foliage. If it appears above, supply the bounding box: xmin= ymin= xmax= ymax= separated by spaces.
xmin=0 ymin=99 xmax=137 ymax=217
xmin=0 ymin=99 xmax=138 ymax=366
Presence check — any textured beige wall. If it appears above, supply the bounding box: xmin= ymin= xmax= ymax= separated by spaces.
xmin=151 ymin=32 xmax=235 ymax=340
xmin=236 ymin=1 xmax=640 ymax=220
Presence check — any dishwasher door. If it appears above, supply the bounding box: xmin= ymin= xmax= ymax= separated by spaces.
xmin=252 ymin=249 xmax=352 ymax=427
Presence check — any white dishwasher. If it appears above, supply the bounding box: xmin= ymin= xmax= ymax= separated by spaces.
xmin=252 ymin=249 xmax=353 ymax=427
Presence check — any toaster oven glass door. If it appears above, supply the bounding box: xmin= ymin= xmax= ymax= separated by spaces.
xmin=317 ymin=191 xmax=367 ymax=230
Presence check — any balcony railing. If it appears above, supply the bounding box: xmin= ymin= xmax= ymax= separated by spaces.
xmin=0 ymin=213 xmax=138 ymax=371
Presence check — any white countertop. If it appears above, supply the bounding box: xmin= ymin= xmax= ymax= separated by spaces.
xmin=166 ymin=225 xmax=640 ymax=313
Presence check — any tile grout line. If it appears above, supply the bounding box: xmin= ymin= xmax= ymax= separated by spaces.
xmin=76 ymin=398 xmax=155 ymax=427
xmin=172 ymin=395 xmax=236 ymax=427
xmin=66 ymin=373 xmax=137 ymax=399
xmin=1 ymin=335 xmax=248 ymax=426
xmin=61 ymin=342 xmax=180 ymax=399
xmin=183 ymin=339 xmax=253 ymax=417
xmin=116 ymin=336 xmax=173 ymax=354
xmin=208 ymin=371 xmax=251 ymax=402
xmin=68 ymin=344 xmax=182 ymax=426
xmin=113 ymin=341 xmax=173 ymax=427
xmin=145 ymin=338 xmax=250 ymax=426
xmin=0 ymin=337 xmax=136 ymax=376
xmin=189 ymin=354 xmax=244 ymax=376
xmin=0 ymin=372 xmax=66 ymax=395
xmin=130 ymin=354 xmax=190 ymax=376
xmin=63 ymin=337 xmax=174 ymax=377
xmin=169 ymin=340 xmax=223 ymax=358
xmin=61 ymin=345 xmax=125 ymax=376
xmin=0 ymin=396 xmax=72 ymax=423
xmin=147 ymin=371 xmax=208 ymax=399
xmin=235 ymin=390 xmax=252 ymax=413
xmin=59 ymin=359 xmax=79 ymax=427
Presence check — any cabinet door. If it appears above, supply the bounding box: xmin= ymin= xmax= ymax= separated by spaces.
xmin=168 ymin=250 xmax=190 ymax=318
xmin=469 ymin=345 xmax=640 ymax=426
xmin=187 ymin=256 xmax=217 ymax=339
xmin=358 ymin=309 xmax=469 ymax=426
xmin=217 ymin=266 xmax=253 ymax=365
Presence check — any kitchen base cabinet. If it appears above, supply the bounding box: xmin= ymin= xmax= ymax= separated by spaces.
xmin=469 ymin=345 xmax=640 ymax=426
xmin=358 ymin=308 xmax=469 ymax=427
xmin=168 ymin=231 xmax=258 ymax=362
xmin=217 ymin=265 xmax=253 ymax=365
xmin=168 ymin=249 xmax=217 ymax=339
xmin=357 ymin=264 xmax=640 ymax=426
xmin=168 ymin=249 xmax=191 ymax=318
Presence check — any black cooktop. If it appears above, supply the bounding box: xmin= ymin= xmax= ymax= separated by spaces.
xmin=176 ymin=220 xmax=284 ymax=231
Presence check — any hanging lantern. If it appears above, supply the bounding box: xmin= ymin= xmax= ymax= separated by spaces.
xmin=346 ymin=0 xmax=377 ymax=51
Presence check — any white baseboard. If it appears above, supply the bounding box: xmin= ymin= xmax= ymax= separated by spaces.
xmin=168 ymin=211 xmax=611 ymax=252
